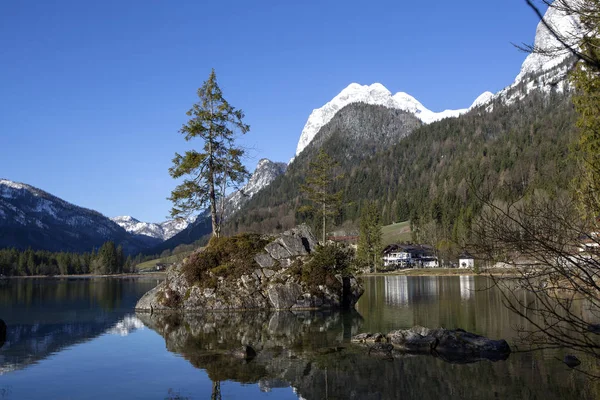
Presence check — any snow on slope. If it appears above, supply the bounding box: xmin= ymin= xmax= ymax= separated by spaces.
xmin=515 ymin=1 xmax=582 ymax=83
xmin=493 ymin=1 xmax=583 ymax=105
xmin=225 ymin=158 xmax=287 ymax=216
xmin=111 ymin=215 xmax=195 ymax=241
xmin=294 ymin=83 xmax=492 ymax=157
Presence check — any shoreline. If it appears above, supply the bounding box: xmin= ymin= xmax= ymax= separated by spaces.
xmin=1 ymin=272 xmax=166 ymax=280
xmin=361 ymin=268 xmax=518 ymax=277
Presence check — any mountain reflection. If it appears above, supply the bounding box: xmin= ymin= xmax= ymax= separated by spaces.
xmin=139 ymin=309 xmax=597 ymax=400
xmin=0 ymin=278 xmax=158 ymax=374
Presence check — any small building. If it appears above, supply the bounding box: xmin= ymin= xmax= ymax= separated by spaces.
xmin=458 ymin=252 xmax=475 ymax=269
xmin=382 ymin=244 xmax=438 ymax=269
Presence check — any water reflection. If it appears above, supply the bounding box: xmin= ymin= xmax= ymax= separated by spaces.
xmin=460 ymin=275 xmax=474 ymax=300
xmin=384 ymin=276 xmax=408 ymax=305
xmin=0 ymin=278 xmax=158 ymax=374
xmin=139 ymin=306 xmax=598 ymax=400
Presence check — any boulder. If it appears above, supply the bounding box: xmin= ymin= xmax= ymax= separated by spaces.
xmin=388 ymin=328 xmax=438 ymax=351
xmin=430 ymin=328 xmax=511 ymax=355
xmin=283 ymin=224 xmax=319 ymax=252
xmin=352 ymin=326 xmax=511 ymax=363
xmin=267 ymin=283 xmax=303 ymax=309
xmin=277 ymin=236 xmax=309 ymax=257
xmin=254 ymin=253 xmax=276 ymax=269
xmin=265 ymin=242 xmax=292 ymax=260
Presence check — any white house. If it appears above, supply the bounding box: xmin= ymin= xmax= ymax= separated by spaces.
xmin=382 ymin=244 xmax=438 ymax=269
xmin=458 ymin=252 xmax=475 ymax=269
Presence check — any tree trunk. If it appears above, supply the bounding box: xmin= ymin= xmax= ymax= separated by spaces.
xmin=322 ymin=202 xmax=326 ymax=244
xmin=208 ymin=138 xmax=219 ymax=238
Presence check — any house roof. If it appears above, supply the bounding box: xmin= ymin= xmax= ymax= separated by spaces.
xmin=459 ymin=251 xmax=474 ymax=259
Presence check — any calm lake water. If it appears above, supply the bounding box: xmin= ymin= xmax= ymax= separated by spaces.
xmin=0 ymin=276 xmax=597 ymax=399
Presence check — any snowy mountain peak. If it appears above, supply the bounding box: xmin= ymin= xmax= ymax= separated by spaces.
xmin=225 ymin=158 xmax=287 ymax=216
xmin=470 ymin=91 xmax=495 ymax=108
xmin=110 ymin=215 xmax=195 ymax=241
xmin=294 ymin=83 xmax=490 ymax=157
xmin=516 ymin=1 xmax=582 ymax=83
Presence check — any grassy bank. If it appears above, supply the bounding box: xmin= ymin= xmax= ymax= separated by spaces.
xmin=381 ymin=221 xmax=412 ymax=245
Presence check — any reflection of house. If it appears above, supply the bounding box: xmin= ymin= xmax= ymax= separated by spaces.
xmin=382 ymin=244 xmax=438 ymax=269
xmin=458 ymin=252 xmax=474 ymax=269
xmin=460 ymin=275 xmax=474 ymax=300
xmin=384 ymin=276 xmax=409 ymax=305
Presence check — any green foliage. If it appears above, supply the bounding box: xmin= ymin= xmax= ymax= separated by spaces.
xmin=357 ymin=201 xmax=383 ymax=272
xmin=298 ymin=243 xmax=354 ymax=294
xmin=299 ymin=149 xmax=343 ymax=243
xmin=169 ymin=69 xmax=250 ymax=238
xmin=571 ymin=2 xmax=600 ymax=218
xmin=181 ymin=233 xmax=270 ymax=286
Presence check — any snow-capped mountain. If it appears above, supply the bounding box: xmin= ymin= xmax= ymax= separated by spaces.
xmin=0 ymin=179 xmax=149 ymax=253
xmin=111 ymin=215 xmax=194 ymax=241
xmin=225 ymin=158 xmax=287 ymax=216
xmin=294 ymin=83 xmax=493 ymax=157
xmin=494 ymin=1 xmax=583 ymax=105
xmin=294 ymin=2 xmax=585 ymax=159
xmin=515 ymin=1 xmax=581 ymax=83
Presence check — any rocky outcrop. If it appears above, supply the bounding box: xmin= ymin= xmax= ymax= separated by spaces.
xmin=352 ymin=326 xmax=511 ymax=363
xmin=135 ymin=225 xmax=363 ymax=312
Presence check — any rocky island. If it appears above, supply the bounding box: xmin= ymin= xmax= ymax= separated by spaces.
xmin=135 ymin=225 xmax=364 ymax=312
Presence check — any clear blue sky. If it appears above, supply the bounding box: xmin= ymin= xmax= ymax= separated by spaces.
xmin=1 ymin=0 xmax=546 ymax=223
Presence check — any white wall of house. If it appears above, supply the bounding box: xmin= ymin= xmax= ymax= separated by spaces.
xmin=459 ymin=258 xmax=474 ymax=269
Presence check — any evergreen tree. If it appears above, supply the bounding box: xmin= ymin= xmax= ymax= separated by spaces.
xmin=357 ymin=201 xmax=383 ymax=272
xmin=299 ymin=149 xmax=343 ymax=243
xmin=168 ymin=69 xmax=250 ymax=238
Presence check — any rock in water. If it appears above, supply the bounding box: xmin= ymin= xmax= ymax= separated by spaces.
xmin=563 ymin=355 xmax=581 ymax=368
xmin=352 ymin=326 xmax=511 ymax=363
xmin=135 ymin=224 xmax=363 ymax=312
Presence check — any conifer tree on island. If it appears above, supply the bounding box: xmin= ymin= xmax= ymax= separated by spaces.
xmin=168 ymin=69 xmax=249 ymax=238
xmin=357 ymin=201 xmax=383 ymax=272
xmin=299 ymin=149 xmax=343 ymax=243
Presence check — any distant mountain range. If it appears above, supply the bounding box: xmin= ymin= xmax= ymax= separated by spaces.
xmin=110 ymin=215 xmax=195 ymax=242
xmin=0 ymin=179 xmax=155 ymax=253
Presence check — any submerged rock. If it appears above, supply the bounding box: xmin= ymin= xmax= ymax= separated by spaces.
xmin=352 ymin=326 xmax=511 ymax=363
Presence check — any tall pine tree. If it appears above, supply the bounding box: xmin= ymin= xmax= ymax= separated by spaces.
xmin=299 ymin=149 xmax=343 ymax=243
xmin=169 ymin=69 xmax=250 ymax=238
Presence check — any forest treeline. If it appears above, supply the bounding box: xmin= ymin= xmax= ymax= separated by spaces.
xmin=229 ymin=88 xmax=577 ymax=257
xmin=0 ymin=241 xmax=134 ymax=276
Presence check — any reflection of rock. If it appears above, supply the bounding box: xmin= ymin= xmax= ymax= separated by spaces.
xmin=138 ymin=311 xmax=591 ymax=400
xmin=0 ymin=319 xmax=6 ymax=349
xmin=352 ymin=326 xmax=510 ymax=364
xmin=136 ymin=225 xmax=364 ymax=313
xmin=137 ymin=310 xmax=363 ymax=387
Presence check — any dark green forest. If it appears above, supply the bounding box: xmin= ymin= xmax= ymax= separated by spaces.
xmin=0 ymin=241 xmax=134 ymax=276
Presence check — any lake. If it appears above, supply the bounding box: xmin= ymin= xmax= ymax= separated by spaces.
xmin=0 ymin=275 xmax=597 ymax=399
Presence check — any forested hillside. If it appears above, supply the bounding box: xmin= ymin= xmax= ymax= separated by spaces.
xmin=229 ymin=90 xmax=577 ymax=248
